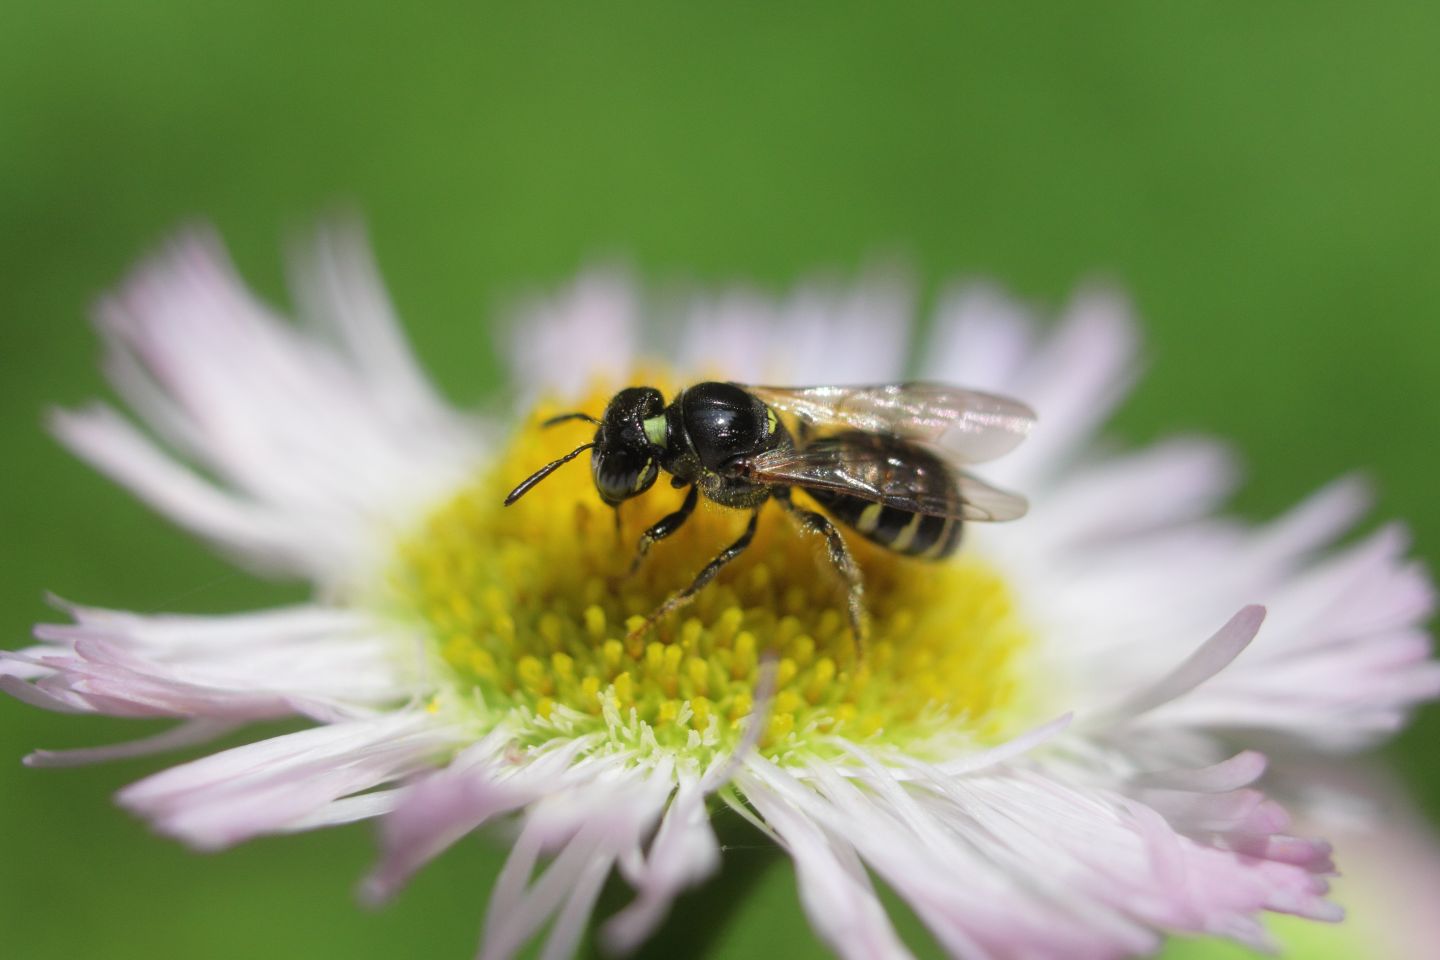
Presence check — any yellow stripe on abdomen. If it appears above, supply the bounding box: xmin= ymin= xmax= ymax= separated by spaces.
xmin=888 ymin=512 xmax=925 ymax=552
xmin=855 ymin=502 xmax=885 ymax=534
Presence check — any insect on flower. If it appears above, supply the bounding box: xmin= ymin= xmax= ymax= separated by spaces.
xmin=504 ymin=381 xmax=1035 ymax=648
xmin=5 ymin=226 xmax=1437 ymax=960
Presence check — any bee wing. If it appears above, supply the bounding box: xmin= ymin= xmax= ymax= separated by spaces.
xmin=743 ymin=382 xmax=1035 ymax=463
xmin=952 ymin=470 xmax=1030 ymax=522
xmin=739 ymin=442 xmax=1028 ymax=523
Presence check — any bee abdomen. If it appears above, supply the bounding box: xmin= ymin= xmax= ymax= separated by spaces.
xmin=808 ymin=491 xmax=962 ymax=560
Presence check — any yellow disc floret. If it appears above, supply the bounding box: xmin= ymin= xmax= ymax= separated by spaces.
xmin=386 ymin=382 xmax=1038 ymax=768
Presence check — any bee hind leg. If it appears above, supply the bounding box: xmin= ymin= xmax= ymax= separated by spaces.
xmin=625 ymin=507 xmax=759 ymax=643
xmin=777 ymin=494 xmax=867 ymax=659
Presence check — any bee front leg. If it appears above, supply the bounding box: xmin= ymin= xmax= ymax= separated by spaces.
xmin=627 ymin=485 xmax=699 ymax=576
xmin=776 ymin=494 xmax=867 ymax=658
xmin=626 ymin=507 xmax=759 ymax=643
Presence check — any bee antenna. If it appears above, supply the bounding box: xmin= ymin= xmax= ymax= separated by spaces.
xmin=504 ymin=442 xmax=597 ymax=506
xmin=541 ymin=412 xmax=601 ymax=428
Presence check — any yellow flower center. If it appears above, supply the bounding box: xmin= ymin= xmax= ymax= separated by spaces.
xmin=387 ymin=382 xmax=1038 ymax=767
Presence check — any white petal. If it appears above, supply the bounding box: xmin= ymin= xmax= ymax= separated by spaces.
xmin=677 ymin=273 xmax=913 ymax=385
xmin=1025 ymin=438 xmax=1239 ymax=547
xmin=769 ymin=272 xmax=914 ymax=384
xmin=923 ymin=284 xmax=1037 ymax=391
xmin=7 ymin=603 xmax=411 ymax=724
xmin=24 ymin=718 xmax=239 ymax=768
xmin=979 ymin=284 xmax=1141 ymax=489
xmin=602 ymin=771 xmax=721 ymax=955
xmin=290 ymin=221 xmax=458 ymax=429
xmin=363 ymin=733 xmax=596 ymax=904
xmin=479 ymin=761 xmax=675 ymax=960
xmin=1103 ymin=508 xmax=1435 ymax=750
xmin=1135 ymin=751 xmax=1269 ymax=794
xmin=673 ymin=287 xmax=777 ymax=384
xmin=743 ymin=753 xmax=1338 ymax=960
xmin=741 ymin=768 xmax=915 ymax=960
xmin=505 ymin=267 xmax=641 ymax=401
xmin=117 ymin=711 xmax=457 ymax=851
xmin=819 ymin=712 xmax=1073 ymax=783
xmin=50 ymin=404 xmax=319 ymax=574
xmin=67 ymin=228 xmax=482 ymax=586
xmin=1097 ymin=606 xmax=1266 ymax=722
xmin=286 ymin=789 xmax=405 ymax=831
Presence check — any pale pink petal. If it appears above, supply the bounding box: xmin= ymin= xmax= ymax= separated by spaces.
xmin=1292 ymin=769 xmax=1440 ymax=959
xmin=676 ymin=273 xmax=912 ymax=385
xmin=5 ymin=641 xmax=302 ymax=719
xmin=978 ymin=284 xmax=1141 ymax=489
xmin=1024 ymin=438 xmax=1239 ymax=547
xmin=24 ymin=718 xmax=239 ymax=768
xmin=768 ymin=272 xmax=913 ymax=384
xmin=479 ymin=762 xmax=675 ymax=960
xmin=744 ymin=754 xmax=1336 ymax=960
xmin=65 ymin=229 xmax=482 ymax=586
xmin=363 ymin=734 xmax=596 ymax=904
xmin=50 ymin=404 xmax=317 ymax=574
xmin=363 ymin=741 xmax=526 ymax=904
xmin=1259 ymin=525 xmax=1433 ymax=653
xmin=1121 ymin=521 xmax=1436 ymax=750
xmin=506 ymin=267 xmax=641 ymax=401
xmin=922 ymin=284 xmax=1038 ymax=391
xmin=117 ymin=711 xmax=458 ymax=851
xmin=1135 ymin=751 xmax=1269 ymax=794
xmin=289 ymin=221 xmax=458 ymax=428
xmin=1238 ymin=476 xmax=1373 ymax=575
xmin=835 ymin=712 xmax=1072 ymax=782
xmin=539 ymin=845 xmax=615 ymax=960
xmin=602 ymin=771 xmax=720 ymax=955
xmin=5 ymin=603 xmax=409 ymax=725
xmin=674 ymin=287 xmax=778 ymax=383
xmin=1138 ymin=785 xmax=1293 ymax=838
xmin=740 ymin=770 xmax=916 ymax=960
xmin=285 ymin=790 xmax=404 ymax=831
xmin=1098 ymin=606 xmax=1266 ymax=722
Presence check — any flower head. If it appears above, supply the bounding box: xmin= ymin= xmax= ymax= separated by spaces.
xmin=5 ymin=227 xmax=1437 ymax=959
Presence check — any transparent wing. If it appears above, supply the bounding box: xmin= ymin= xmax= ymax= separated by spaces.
xmin=739 ymin=440 xmax=1028 ymax=522
xmin=952 ymin=472 xmax=1030 ymax=522
xmin=743 ymin=382 xmax=1035 ymax=464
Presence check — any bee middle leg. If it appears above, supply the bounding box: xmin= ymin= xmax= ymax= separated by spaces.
xmin=627 ymin=485 xmax=699 ymax=576
xmin=626 ymin=508 xmax=760 ymax=642
xmin=776 ymin=492 xmax=867 ymax=656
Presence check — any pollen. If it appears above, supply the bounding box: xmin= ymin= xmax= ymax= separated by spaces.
xmin=385 ymin=384 xmax=1038 ymax=767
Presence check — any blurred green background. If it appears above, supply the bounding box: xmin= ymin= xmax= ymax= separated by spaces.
xmin=2 ymin=2 xmax=1437 ymax=958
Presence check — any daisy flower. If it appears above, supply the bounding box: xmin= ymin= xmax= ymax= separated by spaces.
xmin=5 ymin=226 xmax=1437 ymax=960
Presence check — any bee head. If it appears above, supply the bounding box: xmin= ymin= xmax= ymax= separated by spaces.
xmin=592 ymin=386 xmax=665 ymax=505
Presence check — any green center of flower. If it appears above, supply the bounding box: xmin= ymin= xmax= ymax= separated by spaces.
xmin=387 ymin=384 xmax=1037 ymax=767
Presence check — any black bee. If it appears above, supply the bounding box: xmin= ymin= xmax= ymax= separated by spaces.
xmin=504 ymin=381 xmax=1034 ymax=647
